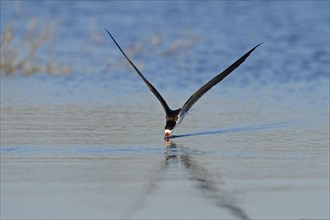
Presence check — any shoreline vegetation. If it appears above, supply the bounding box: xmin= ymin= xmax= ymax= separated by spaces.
xmin=1 ymin=18 xmax=200 ymax=76
xmin=1 ymin=19 xmax=72 ymax=76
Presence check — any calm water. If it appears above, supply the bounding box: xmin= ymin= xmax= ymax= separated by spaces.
xmin=1 ymin=1 xmax=329 ymax=219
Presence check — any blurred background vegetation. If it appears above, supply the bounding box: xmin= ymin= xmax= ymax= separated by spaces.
xmin=1 ymin=17 xmax=200 ymax=76
xmin=1 ymin=18 xmax=73 ymax=75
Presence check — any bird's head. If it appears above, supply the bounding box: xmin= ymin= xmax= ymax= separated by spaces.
xmin=164 ymin=120 xmax=176 ymax=140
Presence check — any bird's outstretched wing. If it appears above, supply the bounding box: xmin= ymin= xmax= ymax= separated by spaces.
xmin=105 ymin=28 xmax=172 ymax=116
xmin=180 ymin=43 xmax=262 ymax=118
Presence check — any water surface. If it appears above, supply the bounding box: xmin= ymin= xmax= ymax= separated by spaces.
xmin=1 ymin=1 xmax=329 ymax=219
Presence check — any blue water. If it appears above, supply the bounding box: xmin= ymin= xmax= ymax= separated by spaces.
xmin=1 ymin=1 xmax=329 ymax=107
xmin=1 ymin=1 xmax=329 ymax=219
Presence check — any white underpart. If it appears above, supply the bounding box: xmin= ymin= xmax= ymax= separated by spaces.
xmin=177 ymin=111 xmax=187 ymax=126
xmin=164 ymin=129 xmax=172 ymax=135
xmin=178 ymin=115 xmax=183 ymax=125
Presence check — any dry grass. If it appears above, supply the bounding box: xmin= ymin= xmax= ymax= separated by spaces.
xmin=1 ymin=18 xmax=200 ymax=76
xmin=0 ymin=18 xmax=72 ymax=75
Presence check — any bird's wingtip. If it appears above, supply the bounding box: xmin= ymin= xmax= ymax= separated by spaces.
xmin=255 ymin=42 xmax=264 ymax=48
xmin=249 ymin=42 xmax=263 ymax=52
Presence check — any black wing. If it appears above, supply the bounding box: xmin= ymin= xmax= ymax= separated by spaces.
xmin=105 ymin=28 xmax=172 ymax=116
xmin=180 ymin=43 xmax=262 ymax=117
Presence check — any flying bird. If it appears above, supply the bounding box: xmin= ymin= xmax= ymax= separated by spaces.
xmin=105 ymin=28 xmax=261 ymax=140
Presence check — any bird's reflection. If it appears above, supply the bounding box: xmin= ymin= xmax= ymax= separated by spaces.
xmin=125 ymin=140 xmax=249 ymax=219
xmin=164 ymin=139 xmax=250 ymax=220
xmin=164 ymin=139 xmax=181 ymax=160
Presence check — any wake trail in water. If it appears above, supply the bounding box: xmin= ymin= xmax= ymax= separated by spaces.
xmin=170 ymin=121 xmax=292 ymax=139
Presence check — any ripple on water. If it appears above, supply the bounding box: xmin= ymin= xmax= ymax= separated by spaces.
xmin=0 ymin=145 xmax=164 ymax=157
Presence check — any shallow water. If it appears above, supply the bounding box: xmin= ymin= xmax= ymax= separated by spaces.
xmin=1 ymin=1 xmax=329 ymax=219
